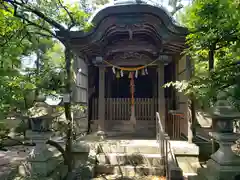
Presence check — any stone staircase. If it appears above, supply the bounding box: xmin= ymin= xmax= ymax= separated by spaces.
xmin=105 ymin=120 xmax=156 ymax=138
xmin=92 ymin=140 xmax=165 ymax=179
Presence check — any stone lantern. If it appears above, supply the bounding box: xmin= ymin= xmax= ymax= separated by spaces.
xmin=22 ymin=95 xmax=64 ymax=178
xmin=197 ymin=92 xmax=240 ymax=180
xmin=211 ymin=92 xmax=240 ymax=133
xmin=28 ymin=95 xmax=62 ymax=132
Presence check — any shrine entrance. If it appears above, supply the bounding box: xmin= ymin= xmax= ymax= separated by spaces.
xmin=63 ymin=0 xmax=188 ymax=137
xmin=90 ymin=64 xmax=159 ymax=134
xmin=104 ymin=66 xmax=157 ymax=123
xmin=110 ymin=67 xmax=155 ymax=98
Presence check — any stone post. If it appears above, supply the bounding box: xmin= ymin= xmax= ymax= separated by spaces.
xmin=18 ymin=131 xmax=65 ymax=178
xmin=197 ymin=92 xmax=240 ymax=180
xmin=27 ymin=131 xmax=53 ymax=160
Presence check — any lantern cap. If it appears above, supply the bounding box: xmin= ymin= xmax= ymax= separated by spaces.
xmin=211 ymin=92 xmax=240 ymax=119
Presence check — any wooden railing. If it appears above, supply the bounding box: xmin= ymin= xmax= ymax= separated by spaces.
xmin=156 ymin=112 xmax=169 ymax=178
xmin=91 ymin=98 xmax=158 ymax=121
xmin=156 ymin=112 xmax=183 ymax=179
xmin=166 ymin=110 xmax=183 ymax=140
xmin=105 ymin=98 xmax=131 ymax=121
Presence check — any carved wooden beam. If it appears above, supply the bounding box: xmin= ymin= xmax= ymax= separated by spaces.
xmin=104 ymin=43 xmax=158 ymax=57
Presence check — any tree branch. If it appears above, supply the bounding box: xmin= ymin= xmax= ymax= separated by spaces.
xmin=31 ymin=31 xmax=55 ymax=39
xmin=6 ymin=0 xmax=66 ymax=32
xmin=57 ymin=0 xmax=76 ymax=30
xmin=9 ymin=2 xmax=57 ymax=39
xmin=46 ymin=139 xmax=70 ymax=166
xmin=0 ymin=33 xmax=15 ymax=47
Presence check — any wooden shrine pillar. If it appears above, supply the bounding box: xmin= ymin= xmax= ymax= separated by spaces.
xmin=186 ymin=55 xmax=195 ymax=143
xmin=157 ymin=63 xmax=166 ymax=131
xmin=98 ymin=66 xmax=105 ymax=131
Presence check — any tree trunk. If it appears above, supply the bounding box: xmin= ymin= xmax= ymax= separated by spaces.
xmin=46 ymin=139 xmax=69 ymax=164
xmin=208 ymin=44 xmax=215 ymax=71
xmin=190 ymin=96 xmax=197 ymax=137
xmin=64 ymin=41 xmax=73 ymax=172
xmin=35 ymin=50 xmax=40 ymax=97
xmin=208 ymin=43 xmax=216 ymax=129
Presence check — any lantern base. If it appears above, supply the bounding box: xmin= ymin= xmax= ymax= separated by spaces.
xmin=196 ymin=132 xmax=240 ymax=180
xmin=197 ymin=159 xmax=240 ymax=180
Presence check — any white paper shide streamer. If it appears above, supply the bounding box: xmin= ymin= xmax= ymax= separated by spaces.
xmin=112 ymin=66 xmax=116 ymax=74
xmin=120 ymin=70 xmax=124 ymax=77
xmin=135 ymin=70 xmax=138 ymax=78
xmin=145 ymin=68 xmax=148 ymax=75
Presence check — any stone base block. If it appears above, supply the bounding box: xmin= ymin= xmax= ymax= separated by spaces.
xmin=11 ymin=163 xmax=67 ymax=180
xmin=200 ymin=159 xmax=240 ymax=180
xmin=170 ymin=141 xmax=199 ymax=156
xmin=72 ymin=142 xmax=90 ymax=153
xmin=70 ymin=143 xmax=98 ymax=180
xmin=169 ymin=167 xmax=184 ymax=180
xmin=43 ymin=163 xmax=68 ymax=180
xmin=72 ymin=152 xmax=89 ymax=168
xmin=18 ymin=150 xmax=63 ymax=177
xmin=97 ymin=142 xmax=159 ymax=154
xmin=95 ymin=164 xmax=164 ymax=176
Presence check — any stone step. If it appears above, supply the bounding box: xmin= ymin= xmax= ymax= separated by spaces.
xmin=109 ymin=127 xmax=156 ymax=133
xmin=107 ymin=120 xmax=156 ymax=124
xmin=106 ymin=121 xmax=156 ymax=127
xmin=105 ymin=131 xmax=156 ymax=140
xmin=106 ymin=129 xmax=156 ymax=136
xmin=95 ymin=164 xmax=164 ymax=176
xmin=108 ymin=125 xmax=156 ymax=130
xmin=176 ymin=156 xmax=200 ymax=176
xmin=92 ymin=174 xmax=165 ymax=180
xmin=188 ymin=168 xmax=208 ymax=180
xmin=96 ymin=153 xmax=164 ymax=166
xmin=108 ymin=121 xmax=156 ymax=126
xmin=97 ymin=141 xmax=160 ymax=154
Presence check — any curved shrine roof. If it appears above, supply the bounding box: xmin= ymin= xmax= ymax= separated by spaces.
xmin=88 ymin=0 xmax=183 ymax=31
xmin=58 ymin=0 xmax=188 ymax=61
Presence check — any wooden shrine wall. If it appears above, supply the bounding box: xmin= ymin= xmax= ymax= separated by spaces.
xmin=176 ymin=55 xmax=189 ymax=137
xmin=72 ymin=56 xmax=89 ymax=133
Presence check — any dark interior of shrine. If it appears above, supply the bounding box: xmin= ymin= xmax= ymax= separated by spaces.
xmin=88 ymin=62 xmax=177 ymax=121
xmin=89 ymin=62 xmax=176 ymax=101
xmin=107 ymin=66 xmax=156 ymax=98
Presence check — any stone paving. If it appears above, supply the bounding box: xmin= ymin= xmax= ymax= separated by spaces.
xmin=0 ymin=145 xmax=34 ymax=179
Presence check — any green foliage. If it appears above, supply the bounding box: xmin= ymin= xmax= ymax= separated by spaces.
xmin=181 ymin=0 xmax=240 ymax=54
xmin=0 ymin=0 xmax=89 ymax=171
xmin=1 ymin=0 xmax=90 ymax=35
xmin=0 ymin=121 xmax=10 ymax=150
xmin=171 ymin=0 xmax=240 ymax=109
xmin=0 ymin=9 xmax=31 ymax=71
xmin=52 ymin=104 xmax=87 ymax=137
xmin=0 ymin=21 xmax=65 ymax=116
xmin=0 ymin=75 xmax=36 ymax=116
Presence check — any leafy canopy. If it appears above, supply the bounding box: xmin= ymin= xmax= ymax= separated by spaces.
xmin=170 ymin=0 xmax=240 ymax=109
